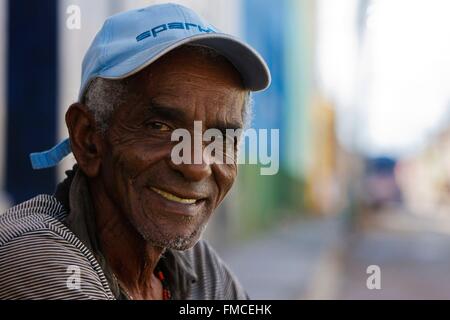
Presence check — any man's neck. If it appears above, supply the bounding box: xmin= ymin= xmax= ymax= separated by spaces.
xmin=89 ymin=180 xmax=164 ymax=300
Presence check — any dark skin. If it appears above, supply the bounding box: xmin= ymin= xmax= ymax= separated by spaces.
xmin=65 ymin=47 xmax=247 ymax=300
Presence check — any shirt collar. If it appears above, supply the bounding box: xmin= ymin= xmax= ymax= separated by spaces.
xmin=166 ymin=248 xmax=198 ymax=282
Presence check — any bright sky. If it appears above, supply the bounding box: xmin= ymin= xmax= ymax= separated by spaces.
xmin=318 ymin=0 xmax=450 ymax=157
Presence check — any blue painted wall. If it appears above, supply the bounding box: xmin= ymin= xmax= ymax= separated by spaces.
xmin=6 ymin=0 xmax=58 ymax=203
xmin=242 ymin=0 xmax=287 ymax=164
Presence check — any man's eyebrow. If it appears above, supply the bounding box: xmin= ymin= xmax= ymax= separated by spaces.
xmin=147 ymin=101 xmax=188 ymax=122
xmin=147 ymin=100 xmax=243 ymax=132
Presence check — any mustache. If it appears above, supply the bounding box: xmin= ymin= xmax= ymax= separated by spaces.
xmin=139 ymin=170 xmax=212 ymax=196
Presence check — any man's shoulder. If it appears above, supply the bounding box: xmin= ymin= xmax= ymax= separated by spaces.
xmin=186 ymin=239 xmax=227 ymax=268
xmin=0 ymin=195 xmax=113 ymax=299
xmin=176 ymin=240 xmax=249 ymax=299
xmin=0 ymin=194 xmax=67 ymax=246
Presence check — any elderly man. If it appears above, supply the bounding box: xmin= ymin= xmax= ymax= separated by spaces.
xmin=0 ymin=3 xmax=270 ymax=300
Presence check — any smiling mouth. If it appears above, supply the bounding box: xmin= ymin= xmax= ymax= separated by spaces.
xmin=150 ymin=187 xmax=198 ymax=204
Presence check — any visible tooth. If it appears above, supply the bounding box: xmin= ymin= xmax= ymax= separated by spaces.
xmin=151 ymin=188 xmax=197 ymax=204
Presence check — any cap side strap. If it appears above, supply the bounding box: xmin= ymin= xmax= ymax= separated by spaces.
xmin=29 ymin=138 xmax=71 ymax=170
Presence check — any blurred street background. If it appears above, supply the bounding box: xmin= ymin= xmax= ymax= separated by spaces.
xmin=2 ymin=0 xmax=450 ymax=299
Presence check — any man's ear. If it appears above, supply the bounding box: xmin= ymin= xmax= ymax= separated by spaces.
xmin=65 ymin=103 xmax=103 ymax=177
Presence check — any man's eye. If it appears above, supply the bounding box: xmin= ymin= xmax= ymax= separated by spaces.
xmin=147 ymin=121 xmax=171 ymax=132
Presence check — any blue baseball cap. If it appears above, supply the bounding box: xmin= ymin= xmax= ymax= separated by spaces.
xmin=30 ymin=3 xmax=271 ymax=170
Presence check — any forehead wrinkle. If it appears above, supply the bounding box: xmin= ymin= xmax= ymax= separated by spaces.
xmin=156 ymin=69 xmax=242 ymax=87
xmin=147 ymin=78 xmax=245 ymax=107
xmin=146 ymin=74 xmax=244 ymax=100
xmin=146 ymin=82 xmax=244 ymax=117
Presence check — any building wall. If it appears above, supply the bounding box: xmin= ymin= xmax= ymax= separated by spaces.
xmin=6 ymin=0 xmax=58 ymax=203
xmin=0 ymin=0 xmax=10 ymax=212
xmin=228 ymin=0 xmax=320 ymax=241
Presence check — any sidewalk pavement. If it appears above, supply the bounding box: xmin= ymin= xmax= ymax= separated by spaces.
xmin=214 ymin=209 xmax=450 ymax=300
xmin=339 ymin=210 xmax=450 ymax=299
xmin=215 ymin=215 xmax=347 ymax=299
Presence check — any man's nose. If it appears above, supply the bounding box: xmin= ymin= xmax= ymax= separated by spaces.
xmin=167 ymin=147 xmax=213 ymax=182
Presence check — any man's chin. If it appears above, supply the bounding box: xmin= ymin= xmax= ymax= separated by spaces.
xmin=139 ymin=225 xmax=206 ymax=251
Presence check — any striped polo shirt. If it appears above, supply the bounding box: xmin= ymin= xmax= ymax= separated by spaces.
xmin=0 ymin=194 xmax=248 ymax=300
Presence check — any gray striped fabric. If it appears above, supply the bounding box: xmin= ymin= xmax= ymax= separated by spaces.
xmin=0 ymin=195 xmax=247 ymax=300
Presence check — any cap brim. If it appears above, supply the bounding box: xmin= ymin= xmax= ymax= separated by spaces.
xmin=82 ymin=33 xmax=271 ymax=99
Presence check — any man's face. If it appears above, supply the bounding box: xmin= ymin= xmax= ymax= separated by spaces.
xmin=99 ymin=47 xmax=246 ymax=250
